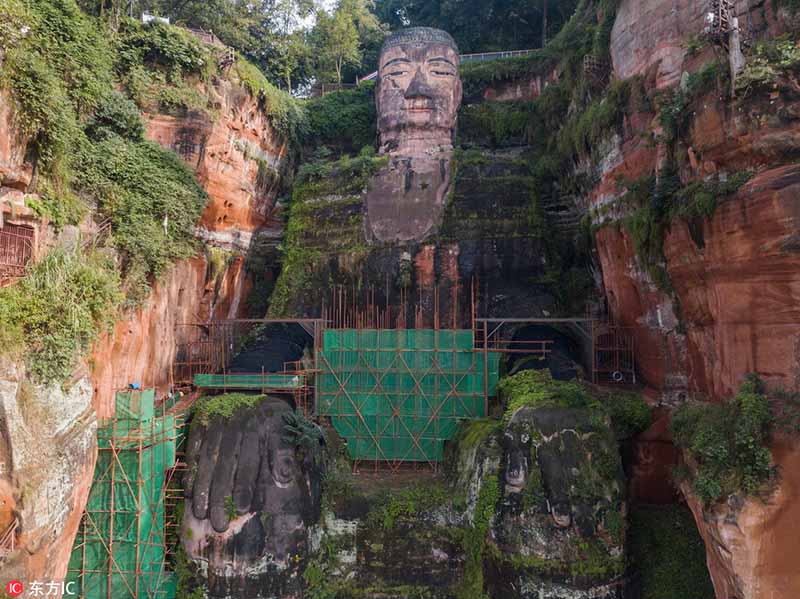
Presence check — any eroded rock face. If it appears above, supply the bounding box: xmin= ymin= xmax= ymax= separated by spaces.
xmin=145 ymin=77 xmax=288 ymax=251
xmin=90 ymin=255 xmax=252 ymax=417
xmin=0 ymin=363 xmax=97 ymax=588
xmin=182 ymin=397 xmax=323 ymax=598
xmin=366 ymin=28 xmax=463 ymax=242
xmin=611 ymin=0 xmax=788 ymax=88
xmin=490 ymin=406 xmax=627 ymax=599
xmin=680 ymin=435 xmax=800 ymax=599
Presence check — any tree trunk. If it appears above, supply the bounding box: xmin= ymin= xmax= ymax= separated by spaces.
xmin=542 ymin=0 xmax=548 ymax=47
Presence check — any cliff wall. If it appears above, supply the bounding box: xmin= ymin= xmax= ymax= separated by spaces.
xmin=0 ymin=58 xmax=288 ymax=587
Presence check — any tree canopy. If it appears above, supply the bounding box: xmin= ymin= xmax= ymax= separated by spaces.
xmin=77 ymin=0 xmax=582 ymax=91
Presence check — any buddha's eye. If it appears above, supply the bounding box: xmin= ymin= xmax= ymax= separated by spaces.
xmin=432 ymin=70 xmax=454 ymax=77
xmin=387 ymin=70 xmax=408 ymax=77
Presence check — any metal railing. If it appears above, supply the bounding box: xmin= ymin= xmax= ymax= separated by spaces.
xmin=0 ymin=518 xmax=19 ymax=559
xmin=460 ymin=49 xmax=536 ymax=63
xmin=0 ymin=224 xmax=34 ymax=282
xmin=309 ymin=82 xmax=360 ymax=98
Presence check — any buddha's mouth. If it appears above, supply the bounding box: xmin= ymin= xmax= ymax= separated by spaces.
xmin=405 ymin=98 xmax=434 ymax=112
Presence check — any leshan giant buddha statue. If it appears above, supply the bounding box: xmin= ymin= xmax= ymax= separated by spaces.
xmin=365 ymin=27 xmax=463 ymax=242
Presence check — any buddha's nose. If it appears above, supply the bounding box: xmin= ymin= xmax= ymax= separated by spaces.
xmin=404 ymin=68 xmax=435 ymax=100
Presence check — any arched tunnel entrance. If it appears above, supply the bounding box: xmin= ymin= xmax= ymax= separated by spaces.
xmin=504 ymin=323 xmax=585 ymax=381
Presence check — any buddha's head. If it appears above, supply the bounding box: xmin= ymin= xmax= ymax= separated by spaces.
xmin=376 ymin=27 xmax=462 ymax=153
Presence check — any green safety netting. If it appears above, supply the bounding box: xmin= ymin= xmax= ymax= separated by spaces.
xmin=193 ymin=373 xmax=305 ymax=390
xmin=67 ymin=390 xmax=184 ymax=599
xmin=316 ymin=329 xmax=500 ymax=462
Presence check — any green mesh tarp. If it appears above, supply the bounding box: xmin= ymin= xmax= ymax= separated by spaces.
xmin=66 ymin=390 xmax=182 ymax=599
xmin=316 ymin=329 xmax=500 ymax=462
xmin=193 ymin=373 xmax=305 ymax=390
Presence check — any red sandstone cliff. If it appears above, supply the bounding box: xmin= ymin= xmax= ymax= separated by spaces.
xmin=0 ymin=69 xmax=287 ymax=588
xmin=593 ymin=1 xmax=800 ymax=596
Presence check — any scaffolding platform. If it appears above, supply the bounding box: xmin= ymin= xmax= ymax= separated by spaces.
xmin=193 ymin=372 xmax=307 ymax=390
xmin=66 ymin=389 xmax=185 ymax=599
xmin=316 ymin=328 xmax=501 ymax=469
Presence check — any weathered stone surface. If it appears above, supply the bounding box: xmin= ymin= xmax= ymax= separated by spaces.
xmin=490 ymin=406 xmax=627 ymax=599
xmin=145 ymin=78 xmax=288 ymax=251
xmin=625 ymin=411 xmax=680 ymax=504
xmin=611 ymin=0 xmax=789 ymax=89
xmin=367 ymin=27 xmax=463 ymax=242
xmin=90 ymin=255 xmax=251 ymax=418
xmin=664 ymin=165 xmax=800 ymax=398
xmin=182 ymin=397 xmax=323 ymax=599
xmin=0 ymin=363 xmax=97 ymax=590
xmin=681 ymin=434 xmax=800 ymax=599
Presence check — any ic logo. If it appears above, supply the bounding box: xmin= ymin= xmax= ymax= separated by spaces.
xmin=6 ymin=580 xmax=23 ymax=597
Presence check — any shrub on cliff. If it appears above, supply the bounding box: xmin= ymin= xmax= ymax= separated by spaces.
xmin=0 ymin=248 xmax=122 ymax=383
xmin=499 ymin=369 xmax=652 ymax=439
xmin=499 ymin=369 xmax=600 ymax=423
xmin=671 ymin=375 xmax=775 ymax=505
xmin=303 ymin=82 xmax=377 ymax=156
xmin=76 ymin=131 xmax=208 ymax=303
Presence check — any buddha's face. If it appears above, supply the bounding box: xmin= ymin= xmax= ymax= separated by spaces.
xmin=376 ymin=38 xmax=462 ymax=148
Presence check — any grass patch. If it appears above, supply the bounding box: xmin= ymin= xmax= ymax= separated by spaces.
xmin=628 ymin=504 xmax=714 ymax=599
xmin=193 ymin=393 xmax=266 ymax=426
xmin=0 ymin=248 xmax=122 ymax=383
xmin=499 ymin=369 xmax=601 ymax=423
xmin=671 ymin=375 xmax=775 ymax=505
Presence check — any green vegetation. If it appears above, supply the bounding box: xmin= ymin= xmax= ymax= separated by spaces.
xmin=735 ymin=36 xmax=800 ymax=95
xmin=173 ymin=543 xmax=204 ymax=599
xmin=456 ymin=475 xmax=500 ymax=599
xmin=657 ymin=61 xmax=727 ymax=143
xmin=498 ymin=370 xmax=649 ymax=454
xmin=233 ymin=57 xmax=308 ymax=143
xmin=0 ymin=248 xmax=122 ymax=383
xmin=671 ymin=375 xmax=775 ymax=505
xmin=499 ymin=369 xmax=601 ymax=423
xmin=458 ymin=0 xmax=619 ymax=95
xmin=224 ymin=496 xmax=237 ymax=520
xmin=628 ymin=505 xmax=715 ymax=599
xmin=489 ymin=535 xmax=625 ymax=582
xmin=267 ymin=150 xmax=387 ymax=317
xmin=367 ymin=484 xmax=452 ymax=530
xmin=78 ymin=113 xmax=208 ymax=302
xmin=193 ymin=393 xmax=266 ymax=426
xmin=619 ymin=169 xmax=752 ymax=291
xmin=303 ymin=82 xmax=377 ymax=156
xmin=604 ymin=391 xmax=653 ymax=440
xmin=282 ymin=409 xmax=325 ymax=458
xmin=115 ymin=18 xmax=212 ymax=115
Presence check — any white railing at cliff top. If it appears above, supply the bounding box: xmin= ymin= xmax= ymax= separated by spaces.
xmin=357 ymin=48 xmax=536 ymax=84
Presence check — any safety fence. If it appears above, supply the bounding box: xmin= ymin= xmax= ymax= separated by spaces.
xmin=0 ymin=223 xmax=33 ymax=283
xmin=316 ymin=329 xmax=500 ymax=469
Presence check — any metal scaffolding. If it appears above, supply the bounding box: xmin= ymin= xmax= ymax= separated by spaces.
xmin=705 ymin=0 xmax=736 ymax=49
xmin=66 ymin=390 xmax=185 ymax=599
